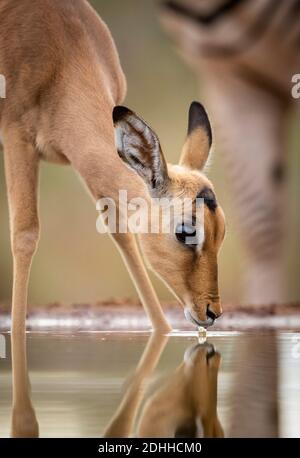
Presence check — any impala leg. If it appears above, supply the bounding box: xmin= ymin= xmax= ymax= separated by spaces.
xmin=10 ymin=332 xmax=39 ymax=438
xmin=104 ymin=332 xmax=169 ymax=437
xmin=204 ymin=73 xmax=288 ymax=305
xmin=111 ymin=233 xmax=172 ymax=332
xmin=3 ymin=133 xmax=40 ymax=335
xmin=72 ymin=148 xmax=172 ymax=333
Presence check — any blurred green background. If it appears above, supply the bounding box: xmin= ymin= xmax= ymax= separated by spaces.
xmin=0 ymin=0 xmax=299 ymax=306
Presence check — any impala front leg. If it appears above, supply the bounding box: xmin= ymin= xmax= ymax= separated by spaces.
xmin=72 ymin=145 xmax=171 ymax=333
xmin=10 ymin=332 xmax=39 ymax=438
xmin=104 ymin=332 xmax=169 ymax=437
xmin=3 ymin=130 xmax=40 ymax=336
xmin=111 ymin=232 xmax=172 ymax=332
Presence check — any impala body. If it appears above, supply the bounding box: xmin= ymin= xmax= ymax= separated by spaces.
xmin=160 ymin=0 xmax=300 ymax=306
xmin=0 ymin=0 xmax=225 ymax=334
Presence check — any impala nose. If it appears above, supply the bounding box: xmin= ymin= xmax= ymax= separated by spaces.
xmin=184 ymin=308 xmax=214 ymax=328
xmin=184 ymin=303 xmax=222 ymax=328
xmin=206 ymin=303 xmax=222 ymax=321
xmin=206 ymin=306 xmax=217 ymax=321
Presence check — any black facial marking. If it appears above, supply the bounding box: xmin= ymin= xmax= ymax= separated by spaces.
xmin=113 ymin=105 xmax=131 ymax=123
xmin=188 ymin=101 xmax=212 ymax=147
xmin=175 ymin=222 xmax=197 ymax=249
xmin=197 ymin=187 xmax=218 ymax=212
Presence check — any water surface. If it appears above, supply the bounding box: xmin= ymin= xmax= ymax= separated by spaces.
xmin=0 ymin=331 xmax=299 ymax=437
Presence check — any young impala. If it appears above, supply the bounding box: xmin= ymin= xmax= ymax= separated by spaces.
xmin=0 ymin=0 xmax=225 ymax=334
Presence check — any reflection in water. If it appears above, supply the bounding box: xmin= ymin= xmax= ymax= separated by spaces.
xmin=4 ymin=331 xmax=298 ymax=438
xmin=105 ymin=335 xmax=223 ymax=438
xmin=104 ymin=333 xmax=169 ymax=437
xmin=10 ymin=332 xmax=39 ymax=438
xmin=229 ymin=332 xmax=278 ymax=438
xmin=137 ymin=342 xmax=223 ymax=438
xmin=9 ymin=332 xmax=224 ymax=438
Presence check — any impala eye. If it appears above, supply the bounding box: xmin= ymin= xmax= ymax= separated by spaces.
xmin=175 ymin=223 xmax=197 ymax=247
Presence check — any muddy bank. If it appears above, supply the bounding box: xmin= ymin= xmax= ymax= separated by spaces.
xmin=0 ymin=300 xmax=300 ymax=332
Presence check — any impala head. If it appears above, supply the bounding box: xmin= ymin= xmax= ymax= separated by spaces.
xmin=113 ymin=102 xmax=225 ymax=328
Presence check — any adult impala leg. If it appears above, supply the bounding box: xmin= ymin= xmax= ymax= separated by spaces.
xmin=204 ymin=73 xmax=288 ymax=305
xmin=3 ymin=131 xmax=40 ymax=335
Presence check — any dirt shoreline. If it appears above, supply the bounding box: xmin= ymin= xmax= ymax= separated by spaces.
xmin=0 ymin=300 xmax=300 ymax=332
xmin=1 ymin=299 xmax=300 ymax=315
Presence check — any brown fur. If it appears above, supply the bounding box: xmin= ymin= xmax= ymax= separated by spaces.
xmin=139 ymin=165 xmax=225 ymax=323
xmin=0 ymin=0 xmax=225 ymax=334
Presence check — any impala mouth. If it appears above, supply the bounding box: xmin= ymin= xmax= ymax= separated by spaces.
xmin=184 ymin=308 xmax=215 ymax=328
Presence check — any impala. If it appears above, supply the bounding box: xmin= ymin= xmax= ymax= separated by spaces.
xmin=0 ymin=0 xmax=225 ymax=333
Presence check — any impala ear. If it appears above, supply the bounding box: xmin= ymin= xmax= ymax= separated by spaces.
xmin=180 ymin=101 xmax=212 ymax=171
xmin=113 ymin=106 xmax=170 ymax=197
